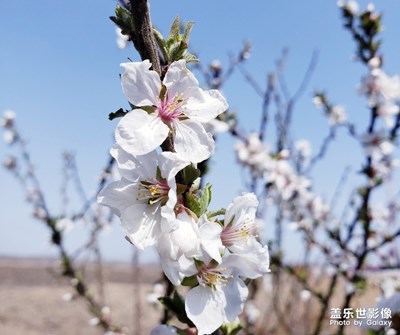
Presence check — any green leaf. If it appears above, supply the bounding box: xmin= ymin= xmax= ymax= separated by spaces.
xmin=159 ymin=291 xmax=194 ymax=327
xmin=111 ymin=4 xmax=135 ymax=36
xmin=198 ymin=183 xmax=212 ymax=216
xmin=169 ymin=41 xmax=188 ymax=61
xmin=184 ymin=53 xmax=199 ymax=63
xmin=108 ymin=108 xmax=128 ymax=120
xmin=153 ymin=28 xmax=169 ymax=63
xmin=185 ymin=193 xmax=201 ymax=217
xmin=179 ymin=164 xmax=200 ymax=186
xmin=183 ymin=21 xmax=194 ymax=43
xmin=168 ymin=16 xmax=181 ymax=41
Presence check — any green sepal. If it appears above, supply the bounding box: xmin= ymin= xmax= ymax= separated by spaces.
xmin=220 ymin=321 xmax=242 ymax=335
xmin=158 ymin=291 xmax=195 ymax=327
xmin=141 ymin=105 xmax=156 ymax=114
xmin=181 ymin=275 xmax=198 ymax=287
xmin=198 ymin=183 xmax=212 ymax=216
xmin=207 ymin=208 xmax=226 ymax=219
xmin=176 ymin=183 xmax=187 ymax=196
xmin=159 ymin=84 xmax=167 ymax=101
xmin=156 ymin=166 xmax=163 ymax=181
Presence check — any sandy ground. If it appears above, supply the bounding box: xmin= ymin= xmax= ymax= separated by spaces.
xmin=0 ymin=258 xmax=393 ymax=335
xmin=0 ymin=258 xmax=163 ymax=335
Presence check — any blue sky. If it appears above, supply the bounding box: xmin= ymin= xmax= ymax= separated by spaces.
xmin=1 ymin=0 xmax=400 ymax=263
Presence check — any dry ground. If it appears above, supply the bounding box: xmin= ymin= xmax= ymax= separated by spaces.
xmin=0 ymin=258 xmax=393 ymax=335
xmin=0 ymin=258 xmax=162 ymax=335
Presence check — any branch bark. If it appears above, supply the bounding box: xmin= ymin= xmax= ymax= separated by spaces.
xmin=130 ymin=0 xmax=161 ymax=75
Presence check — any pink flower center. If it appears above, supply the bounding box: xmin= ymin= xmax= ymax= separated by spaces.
xmin=221 ymin=216 xmax=256 ymax=247
xmin=197 ymin=265 xmax=232 ymax=288
xmin=157 ymin=95 xmax=184 ymax=123
xmin=137 ymin=178 xmax=170 ymax=206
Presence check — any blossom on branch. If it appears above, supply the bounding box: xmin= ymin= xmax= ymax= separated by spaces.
xmin=116 ymin=59 xmax=228 ymax=163
xmin=97 ymin=144 xmax=190 ymax=249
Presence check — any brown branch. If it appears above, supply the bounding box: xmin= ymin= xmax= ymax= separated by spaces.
xmin=129 ymin=0 xmax=161 ymax=76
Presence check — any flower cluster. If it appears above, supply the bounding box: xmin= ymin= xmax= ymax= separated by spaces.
xmin=313 ymin=94 xmax=347 ymax=126
xmin=357 ymin=57 xmax=400 ymax=180
xmin=98 ymin=60 xmax=270 ymax=334
xmin=235 ymin=133 xmax=330 ymax=230
xmin=360 ymin=57 xmax=400 ymax=129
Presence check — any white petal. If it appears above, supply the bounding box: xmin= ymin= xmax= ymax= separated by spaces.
xmin=222 ymin=278 xmax=248 ymax=322
xmin=225 ymin=193 xmax=258 ymax=228
xmin=121 ymin=60 xmax=161 ymax=106
xmin=164 ymin=60 xmax=228 ymax=123
xmin=223 ymin=245 xmax=270 ymax=279
xmin=158 ymin=234 xmax=196 ymax=285
xmin=158 ymin=151 xmax=191 ymax=181
xmin=121 ymin=204 xmax=162 ymax=249
xmin=97 ymin=179 xmax=137 ymax=216
xmin=163 ymin=60 xmax=200 ymax=99
xmin=185 ymin=285 xmax=225 ymax=335
xmin=160 ymin=257 xmax=184 ymax=286
xmin=170 ymin=213 xmax=201 ymax=258
xmin=158 ymin=152 xmax=191 ymax=229
xmin=149 ymin=325 xmax=177 ymax=335
xmin=110 ymin=144 xmax=158 ymax=182
xmin=174 ymin=120 xmax=214 ymax=163
xmin=198 ymin=215 xmax=223 ymax=263
xmin=116 ymin=109 xmax=169 ymax=156
xmin=183 ymin=89 xmax=228 ymax=123
xmin=158 ymin=233 xmax=179 ymax=260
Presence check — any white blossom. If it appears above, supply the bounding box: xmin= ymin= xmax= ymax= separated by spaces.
xmin=157 ymin=211 xmax=223 ymax=285
xmin=361 ymin=131 xmax=393 ymax=160
xmin=329 ymin=105 xmax=347 ymax=125
xmin=1 ymin=109 xmax=16 ymax=128
xmin=337 ymin=0 xmax=359 ymax=15
xmin=312 ymin=96 xmax=323 ymax=108
xmin=235 ymin=133 xmax=271 ymax=176
xmin=115 ymin=27 xmax=129 ymax=49
xmin=3 ymin=130 xmax=16 ymax=144
xmin=185 ymin=257 xmax=249 ymax=335
xmin=300 ymin=289 xmax=311 ymax=302
xmin=146 ymin=282 xmax=165 ymax=306
xmin=221 ymin=193 xmax=270 ymax=275
xmin=244 ymin=300 xmax=260 ymax=324
xmin=97 ymin=145 xmax=190 ymax=249
xmin=116 ymin=60 xmax=228 ymax=163
xmin=377 ymin=102 xmax=399 ymax=128
xmin=295 ymin=139 xmax=312 ymax=158
xmin=204 ymin=118 xmax=229 ymax=134
xmin=56 ymin=218 xmax=74 ymax=232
